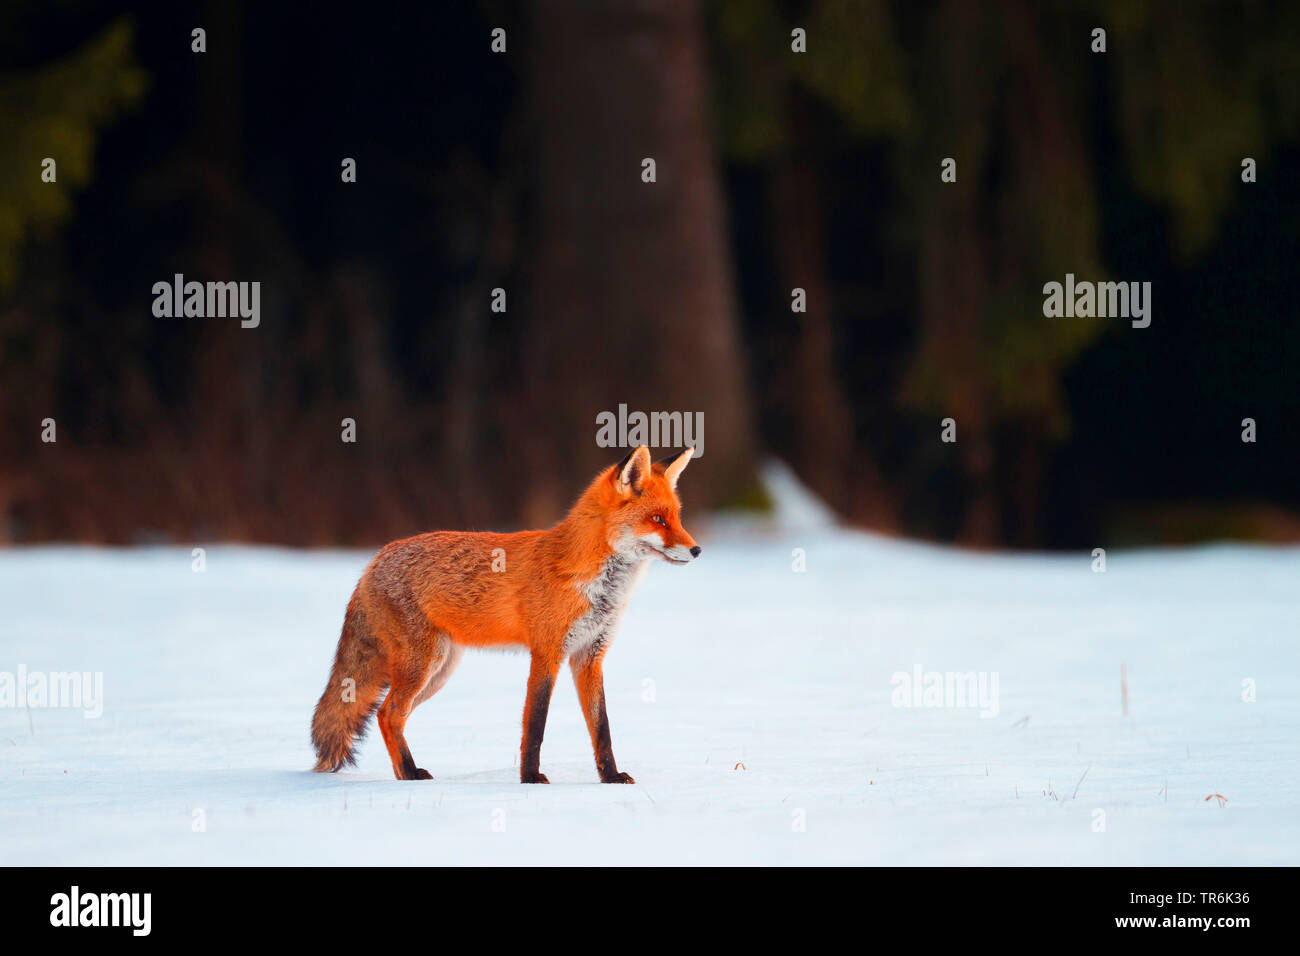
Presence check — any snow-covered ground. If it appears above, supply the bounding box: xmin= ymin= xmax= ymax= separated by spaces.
xmin=2 ymin=469 xmax=1297 ymax=865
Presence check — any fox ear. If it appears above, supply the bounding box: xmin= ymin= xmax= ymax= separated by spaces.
xmin=614 ymin=446 xmax=652 ymax=497
xmin=656 ymin=447 xmax=694 ymax=490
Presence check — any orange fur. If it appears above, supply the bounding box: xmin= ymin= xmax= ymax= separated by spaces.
xmin=311 ymin=446 xmax=698 ymax=782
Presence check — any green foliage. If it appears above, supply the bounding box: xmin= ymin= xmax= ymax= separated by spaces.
xmin=708 ymin=0 xmax=1299 ymax=445
xmin=788 ymin=0 xmax=911 ymax=139
xmin=724 ymin=474 xmax=775 ymax=513
xmin=709 ymin=0 xmax=910 ymax=161
xmin=0 ymin=17 xmax=145 ymax=293
xmin=1101 ymin=0 xmax=1300 ymax=254
xmin=709 ymin=0 xmax=788 ymax=159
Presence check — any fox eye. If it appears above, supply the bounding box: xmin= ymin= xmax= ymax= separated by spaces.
xmin=650 ymin=514 xmax=666 ymax=525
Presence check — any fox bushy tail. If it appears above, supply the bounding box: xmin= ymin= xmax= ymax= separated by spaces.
xmin=311 ymin=596 xmax=387 ymax=772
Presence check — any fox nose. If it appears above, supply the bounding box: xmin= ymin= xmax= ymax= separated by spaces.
xmin=690 ymin=546 xmax=701 ymax=558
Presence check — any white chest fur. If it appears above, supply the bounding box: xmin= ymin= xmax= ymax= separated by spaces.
xmin=563 ymin=556 xmax=649 ymax=657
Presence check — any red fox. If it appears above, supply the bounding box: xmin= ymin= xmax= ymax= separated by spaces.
xmin=311 ymin=445 xmax=699 ymax=783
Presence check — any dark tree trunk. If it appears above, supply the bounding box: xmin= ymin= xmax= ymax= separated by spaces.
xmin=520 ymin=0 xmax=755 ymax=525
xmin=766 ymin=89 xmax=895 ymax=529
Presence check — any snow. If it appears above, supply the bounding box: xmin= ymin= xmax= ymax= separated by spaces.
xmin=1 ymin=469 xmax=1298 ymax=865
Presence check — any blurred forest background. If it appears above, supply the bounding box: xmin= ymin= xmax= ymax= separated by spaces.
xmin=1 ymin=0 xmax=1298 ymax=548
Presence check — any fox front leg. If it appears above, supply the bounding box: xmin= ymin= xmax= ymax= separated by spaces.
xmin=571 ymin=650 xmax=634 ymax=784
xmin=520 ymin=654 xmax=560 ymax=783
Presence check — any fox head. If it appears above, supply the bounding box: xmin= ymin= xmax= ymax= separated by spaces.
xmin=599 ymin=446 xmax=700 ymax=565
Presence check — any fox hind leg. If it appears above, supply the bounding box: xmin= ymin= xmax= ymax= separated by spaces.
xmin=377 ymin=649 xmax=445 ymax=781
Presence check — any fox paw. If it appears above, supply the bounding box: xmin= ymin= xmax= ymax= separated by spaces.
xmin=412 ymin=768 xmax=434 ymax=780
xmin=521 ymin=771 xmax=550 ymax=784
xmin=602 ymin=771 xmax=636 ymax=784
